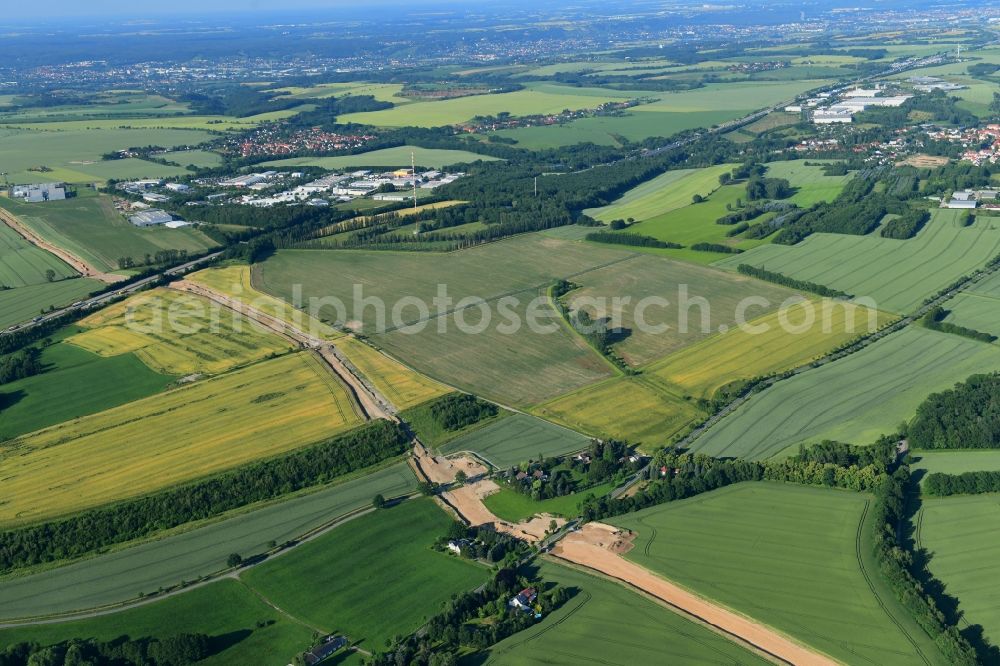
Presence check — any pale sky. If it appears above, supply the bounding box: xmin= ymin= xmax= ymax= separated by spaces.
xmin=5 ymin=0 xmax=472 ymax=20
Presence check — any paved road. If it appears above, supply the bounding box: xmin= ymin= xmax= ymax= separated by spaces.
xmin=2 ymin=251 xmax=224 ymax=335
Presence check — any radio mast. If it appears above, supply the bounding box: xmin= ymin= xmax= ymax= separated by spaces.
xmin=411 ymin=151 xmax=418 ymax=211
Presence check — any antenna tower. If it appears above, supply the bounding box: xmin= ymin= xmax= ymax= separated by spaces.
xmin=411 ymin=151 xmax=418 ymax=211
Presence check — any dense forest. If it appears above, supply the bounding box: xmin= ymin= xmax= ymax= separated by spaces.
xmin=429 ymin=393 xmax=499 ymax=431
xmin=907 ymin=374 xmax=1000 ymax=449
xmin=880 ymin=208 xmax=929 ymax=240
xmin=0 ymin=420 xmax=409 ymax=573
xmin=0 ymin=348 xmax=42 ymax=385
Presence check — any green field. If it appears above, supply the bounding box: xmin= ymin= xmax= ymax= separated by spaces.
xmin=970 ymin=265 xmax=1000 ymax=299
xmin=611 ymin=483 xmax=948 ymax=666
xmin=0 ymin=277 xmax=102 ymax=329
xmin=0 ymin=194 xmax=218 ymax=273
xmin=159 ymin=148 xmax=224 ymax=168
xmin=911 ymin=451 xmax=1000 ymax=481
xmin=256 ymin=235 xmax=635 ymax=405
xmin=590 ymin=182 xmax=773 ymax=264
xmin=941 ymin=289 xmax=1000 ymax=339
xmin=493 ymin=79 xmax=828 ymax=146
xmin=338 ymin=83 xmax=636 ymax=127
xmin=483 ymin=560 xmax=772 ymax=666
xmin=263 ymin=145 xmax=500 ymax=169
xmin=62 ymin=157 xmax=192 ymax=182
xmin=0 ymin=223 xmax=77 ymax=288
xmin=715 ymin=209 xmax=1000 ymax=314
xmin=763 ymin=160 xmax=854 ymax=206
xmin=0 ymin=339 xmax=173 ymax=441
xmin=566 ymin=253 xmax=798 ymax=365
xmin=241 ymin=499 xmax=487 ymax=648
xmin=0 ymin=579 xmax=314 ymax=666
xmin=439 ymin=412 xmax=592 ymax=468
xmin=693 ymin=327 xmax=1000 ymax=460
xmin=584 ymin=165 xmax=734 ymax=222
xmin=0 ymin=127 xmax=213 ymax=184
xmin=493 ymin=109 xmax=742 ymax=148
xmin=919 ymin=495 xmax=1000 ymax=647
xmin=482 ymin=482 xmax=616 ymax=522
xmin=0 ymin=464 xmax=415 ymax=619
xmin=0 ymin=353 xmax=363 ymax=527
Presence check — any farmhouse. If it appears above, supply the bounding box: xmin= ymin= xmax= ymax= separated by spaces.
xmin=129 ymin=209 xmax=175 ymax=227
xmin=509 ymin=587 xmax=537 ymax=611
xmin=11 ymin=183 xmax=66 ymax=203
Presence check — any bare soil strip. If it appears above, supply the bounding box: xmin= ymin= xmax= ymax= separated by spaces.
xmin=171 ymin=280 xmax=391 ymax=421
xmin=551 ymin=523 xmax=839 ymax=666
xmin=0 ymin=207 xmax=126 ymax=283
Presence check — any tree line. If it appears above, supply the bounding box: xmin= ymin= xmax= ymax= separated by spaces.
xmin=920 ymin=306 xmax=997 ymax=343
xmin=0 ymin=420 xmax=409 ymax=574
xmin=737 ymin=264 xmax=850 ymax=298
xmin=924 ymin=470 xmax=1000 ymax=497
xmin=0 ymin=633 xmax=211 ymax=666
xmin=585 ymin=231 xmax=681 ymax=249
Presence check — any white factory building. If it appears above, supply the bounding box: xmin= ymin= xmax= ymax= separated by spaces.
xmin=129 ymin=209 xmax=175 ymax=227
xmin=11 ymin=183 xmax=66 ymax=203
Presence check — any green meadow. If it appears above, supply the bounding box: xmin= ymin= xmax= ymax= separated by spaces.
xmin=0 ymin=127 xmax=213 ymax=184
xmin=715 ymin=209 xmax=1000 ymax=314
xmin=0 ymin=340 xmax=173 ymax=441
xmin=919 ymin=495 xmax=1000 ymax=647
xmin=0 ymin=579 xmax=314 ymax=666
xmin=439 ymin=413 xmax=592 ymax=468
xmin=612 ymin=483 xmax=948 ymax=666
xmin=241 ymin=499 xmax=487 ymax=649
xmin=483 ymin=560 xmax=772 ymax=666
xmin=693 ymin=327 xmax=1000 ymax=460
xmin=0 ymin=464 xmax=415 ymax=619
xmin=0 ymin=278 xmax=103 ymax=330
xmin=0 ymin=223 xmax=77 ymax=288
xmin=0 ymin=194 xmax=218 ymax=273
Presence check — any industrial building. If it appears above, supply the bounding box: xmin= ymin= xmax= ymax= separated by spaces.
xmin=129 ymin=209 xmax=175 ymax=227
xmin=11 ymin=183 xmax=66 ymax=203
xmin=813 ymin=107 xmax=855 ymax=124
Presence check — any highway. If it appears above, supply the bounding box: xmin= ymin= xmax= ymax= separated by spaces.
xmin=2 ymin=250 xmax=224 ymax=335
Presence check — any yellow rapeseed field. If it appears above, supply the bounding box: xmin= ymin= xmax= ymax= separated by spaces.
xmin=648 ymin=299 xmax=896 ymax=399
xmin=0 ymin=353 xmax=364 ymax=527
xmin=188 ymin=265 xmax=341 ymax=340
xmin=338 ymin=337 xmax=449 ymax=410
xmin=533 ymin=376 xmax=702 ymax=447
xmin=68 ymin=288 xmax=294 ymax=376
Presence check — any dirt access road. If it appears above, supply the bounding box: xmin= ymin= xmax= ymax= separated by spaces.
xmin=0 ymin=207 xmax=126 ymax=283
xmin=171 ymin=279 xmax=394 ymax=421
xmin=551 ymin=523 xmax=838 ymax=666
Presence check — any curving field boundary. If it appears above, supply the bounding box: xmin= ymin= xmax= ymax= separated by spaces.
xmin=551 ymin=523 xmax=839 ymax=666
